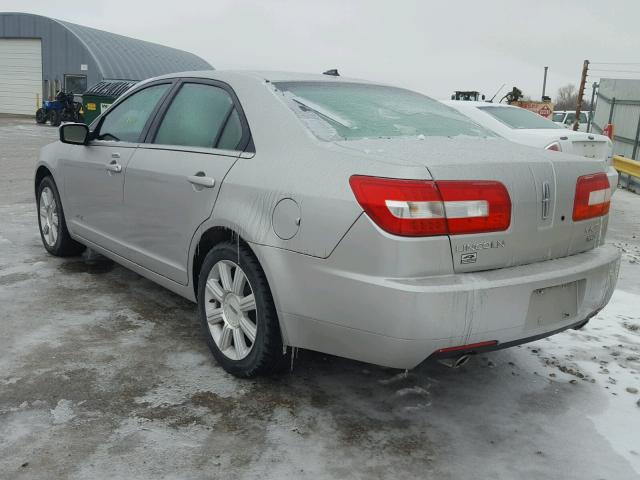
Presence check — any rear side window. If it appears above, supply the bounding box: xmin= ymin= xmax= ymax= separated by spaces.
xmin=154 ymin=83 xmax=238 ymax=149
xmin=274 ymin=82 xmax=493 ymax=141
xmin=217 ymin=108 xmax=243 ymax=150
xmin=479 ymin=106 xmax=563 ymax=130
xmin=97 ymin=84 xmax=170 ymax=142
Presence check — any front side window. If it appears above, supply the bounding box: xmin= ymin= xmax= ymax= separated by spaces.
xmin=97 ymin=84 xmax=170 ymax=142
xmin=552 ymin=112 xmax=565 ymax=122
xmin=154 ymin=83 xmax=241 ymax=149
xmin=479 ymin=106 xmax=563 ymax=130
xmin=274 ymin=82 xmax=493 ymax=141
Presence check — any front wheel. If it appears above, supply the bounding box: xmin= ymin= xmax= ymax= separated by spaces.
xmin=48 ymin=110 xmax=61 ymax=127
xmin=35 ymin=108 xmax=47 ymax=124
xmin=37 ymin=176 xmax=85 ymax=257
xmin=197 ymin=241 xmax=288 ymax=377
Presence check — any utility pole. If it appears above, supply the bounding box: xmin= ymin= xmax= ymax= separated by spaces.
xmin=587 ymin=82 xmax=598 ymax=133
xmin=573 ymin=59 xmax=589 ymax=131
xmin=542 ymin=66 xmax=548 ymax=100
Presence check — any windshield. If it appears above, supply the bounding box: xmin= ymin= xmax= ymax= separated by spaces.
xmin=552 ymin=112 xmax=565 ymax=122
xmin=479 ymin=105 xmax=563 ymax=130
xmin=274 ymin=82 xmax=494 ymax=141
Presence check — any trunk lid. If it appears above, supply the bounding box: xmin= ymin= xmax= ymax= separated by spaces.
xmin=556 ymin=131 xmax=612 ymax=161
xmin=337 ymin=137 xmax=610 ymax=272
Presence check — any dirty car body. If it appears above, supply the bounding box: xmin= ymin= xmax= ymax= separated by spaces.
xmin=35 ymin=71 xmax=621 ymax=374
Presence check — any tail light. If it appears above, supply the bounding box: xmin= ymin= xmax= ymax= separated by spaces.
xmin=573 ymin=173 xmax=611 ymax=221
xmin=545 ymin=141 xmax=562 ymax=152
xmin=349 ymin=176 xmax=511 ymax=237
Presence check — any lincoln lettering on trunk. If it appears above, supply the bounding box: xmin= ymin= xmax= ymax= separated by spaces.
xmin=455 ymin=240 xmax=506 ymax=253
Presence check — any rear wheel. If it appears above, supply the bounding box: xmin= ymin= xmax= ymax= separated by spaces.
xmin=37 ymin=176 xmax=85 ymax=257
xmin=197 ymin=241 xmax=288 ymax=377
xmin=48 ymin=110 xmax=61 ymax=127
xmin=35 ymin=108 xmax=47 ymax=124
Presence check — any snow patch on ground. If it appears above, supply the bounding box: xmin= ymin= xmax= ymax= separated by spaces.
xmin=50 ymin=399 xmax=75 ymax=425
xmin=527 ymin=289 xmax=640 ymax=474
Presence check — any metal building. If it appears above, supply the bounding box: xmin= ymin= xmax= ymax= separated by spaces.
xmin=0 ymin=12 xmax=213 ymax=115
xmin=591 ymin=78 xmax=640 ymax=160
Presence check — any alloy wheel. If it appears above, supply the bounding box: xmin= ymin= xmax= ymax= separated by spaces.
xmin=204 ymin=260 xmax=258 ymax=360
xmin=39 ymin=186 xmax=59 ymax=247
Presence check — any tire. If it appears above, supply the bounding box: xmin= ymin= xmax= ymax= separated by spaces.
xmin=37 ymin=176 xmax=85 ymax=257
xmin=48 ymin=110 xmax=61 ymax=127
xmin=35 ymin=108 xmax=47 ymax=124
xmin=61 ymin=110 xmax=73 ymax=123
xmin=197 ymin=241 xmax=288 ymax=377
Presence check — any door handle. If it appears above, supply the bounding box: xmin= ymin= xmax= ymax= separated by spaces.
xmin=106 ymin=160 xmax=122 ymax=173
xmin=187 ymin=173 xmax=215 ymax=188
xmin=111 ymin=152 xmax=121 ymax=159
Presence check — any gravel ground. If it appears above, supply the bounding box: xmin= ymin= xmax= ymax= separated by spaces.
xmin=1 ymin=115 xmax=639 ymax=480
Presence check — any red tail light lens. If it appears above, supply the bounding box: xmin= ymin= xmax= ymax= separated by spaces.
xmin=348 ymin=177 xmax=447 ymax=236
xmin=437 ymin=181 xmax=511 ymax=235
xmin=349 ymin=176 xmax=511 ymax=237
xmin=573 ymin=172 xmax=611 ymax=222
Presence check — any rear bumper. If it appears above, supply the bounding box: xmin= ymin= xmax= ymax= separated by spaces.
xmin=257 ymin=242 xmax=621 ymax=369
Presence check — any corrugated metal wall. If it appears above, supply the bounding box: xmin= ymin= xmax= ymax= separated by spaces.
xmin=592 ymin=78 xmax=640 ymax=160
xmin=0 ymin=12 xmax=213 ymax=109
xmin=0 ymin=13 xmax=101 ymax=101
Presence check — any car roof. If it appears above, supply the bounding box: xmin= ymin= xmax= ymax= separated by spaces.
xmin=148 ymin=69 xmax=384 ymax=86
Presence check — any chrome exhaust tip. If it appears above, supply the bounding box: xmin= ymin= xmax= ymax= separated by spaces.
xmin=438 ymin=354 xmax=472 ymax=369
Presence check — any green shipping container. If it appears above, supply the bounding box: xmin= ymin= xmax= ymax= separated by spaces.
xmin=82 ymin=80 xmax=138 ymax=124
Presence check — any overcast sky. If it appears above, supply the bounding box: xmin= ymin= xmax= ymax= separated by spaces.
xmin=4 ymin=0 xmax=640 ymax=100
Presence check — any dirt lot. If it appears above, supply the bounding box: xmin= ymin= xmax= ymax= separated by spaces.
xmin=1 ymin=115 xmax=639 ymax=480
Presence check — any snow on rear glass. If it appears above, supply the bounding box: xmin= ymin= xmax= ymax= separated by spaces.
xmin=274 ymin=82 xmax=494 ymax=141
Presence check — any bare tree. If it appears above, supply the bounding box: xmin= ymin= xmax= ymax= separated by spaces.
xmin=555 ymin=84 xmax=589 ymax=111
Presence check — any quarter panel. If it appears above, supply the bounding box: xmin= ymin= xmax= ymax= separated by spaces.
xmin=210 ymin=143 xmax=431 ymax=259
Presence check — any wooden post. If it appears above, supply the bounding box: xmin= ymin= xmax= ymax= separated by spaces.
xmin=573 ymin=59 xmax=589 ymax=131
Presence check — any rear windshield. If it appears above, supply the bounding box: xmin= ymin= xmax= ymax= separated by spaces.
xmin=274 ymin=82 xmax=494 ymax=141
xmin=480 ymin=106 xmax=563 ymax=130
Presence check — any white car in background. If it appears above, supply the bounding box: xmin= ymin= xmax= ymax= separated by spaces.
xmin=446 ymin=101 xmax=617 ymax=192
xmin=445 ymin=101 xmax=612 ymax=162
xmin=552 ymin=110 xmax=590 ymax=132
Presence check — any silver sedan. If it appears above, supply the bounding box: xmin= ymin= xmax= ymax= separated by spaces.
xmin=35 ymin=71 xmax=620 ymax=377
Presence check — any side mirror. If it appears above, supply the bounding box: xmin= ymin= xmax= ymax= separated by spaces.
xmin=60 ymin=123 xmax=89 ymax=145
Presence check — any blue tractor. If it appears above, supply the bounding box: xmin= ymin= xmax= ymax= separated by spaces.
xmin=35 ymin=91 xmax=84 ymax=126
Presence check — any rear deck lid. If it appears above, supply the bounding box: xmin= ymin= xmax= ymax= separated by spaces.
xmin=338 ymin=137 xmax=610 ymax=272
